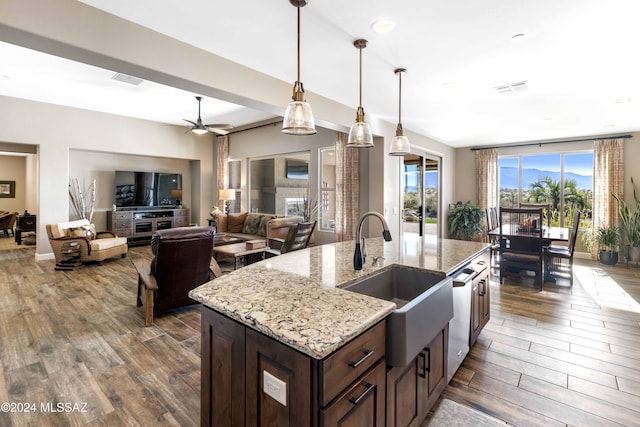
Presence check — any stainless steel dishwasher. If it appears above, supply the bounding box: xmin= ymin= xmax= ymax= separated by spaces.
xmin=447 ymin=261 xmax=487 ymax=382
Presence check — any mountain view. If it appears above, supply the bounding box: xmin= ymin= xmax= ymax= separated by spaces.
xmin=500 ymin=167 xmax=593 ymax=190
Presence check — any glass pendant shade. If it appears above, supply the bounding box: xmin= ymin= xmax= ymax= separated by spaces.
xmin=389 ymin=134 xmax=410 ymax=155
xmin=347 ymin=39 xmax=373 ymax=148
xmin=282 ymin=84 xmax=316 ymax=135
xmin=347 ymin=107 xmax=374 ymax=147
xmin=388 ymin=68 xmax=411 ymax=156
xmin=282 ymin=1 xmax=316 ymax=135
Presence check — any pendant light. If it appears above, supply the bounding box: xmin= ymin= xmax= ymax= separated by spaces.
xmin=347 ymin=39 xmax=374 ymax=147
xmin=282 ymin=0 xmax=316 ymax=135
xmin=389 ymin=68 xmax=411 ymax=155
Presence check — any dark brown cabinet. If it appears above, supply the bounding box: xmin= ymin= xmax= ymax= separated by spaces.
xmin=201 ymin=306 xmax=386 ymax=426
xmin=385 ymin=325 xmax=449 ymax=427
xmin=470 ymin=252 xmax=490 ymax=347
xmin=200 ymin=308 xmax=245 ymax=426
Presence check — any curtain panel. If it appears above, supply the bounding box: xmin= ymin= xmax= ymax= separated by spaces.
xmin=476 ymin=148 xmax=498 ymax=241
xmin=216 ymin=135 xmax=229 ymax=208
xmin=335 ymin=132 xmax=359 ymax=242
xmin=592 ymin=138 xmax=625 ymax=257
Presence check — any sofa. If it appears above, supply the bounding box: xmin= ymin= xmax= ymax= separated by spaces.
xmin=214 ymin=212 xmax=306 ymax=243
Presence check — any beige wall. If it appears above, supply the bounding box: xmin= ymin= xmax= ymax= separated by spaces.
xmin=0 ymin=96 xmax=214 ymax=259
xmin=0 ymin=154 xmax=26 ymax=213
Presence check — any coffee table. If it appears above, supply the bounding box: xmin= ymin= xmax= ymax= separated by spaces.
xmin=213 ymin=242 xmax=267 ymax=270
xmin=214 ymin=235 xmax=243 ymax=246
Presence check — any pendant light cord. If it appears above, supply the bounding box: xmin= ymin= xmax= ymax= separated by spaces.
xmin=297 ymin=5 xmax=301 ymax=83
xmin=398 ymin=72 xmax=402 ymax=125
xmin=358 ymin=45 xmax=363 ymax=108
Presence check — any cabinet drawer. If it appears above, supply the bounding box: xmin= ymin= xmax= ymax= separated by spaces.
xmin=174 ymin=218 xmax=189 ymax=227
xmin=174 ymin=209 xmax=189 ymax=218
xmin=318 ymin=320 xmax=385 ymax=406
xmin=113 ymin=212 xmax=132 ymax=220
xmin=320 ymin=359 xmax=386 ymax=426
xmin=114 ymin=220 xmax=132 ymax=228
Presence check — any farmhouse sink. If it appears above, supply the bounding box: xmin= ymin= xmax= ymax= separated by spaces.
xmin=344 ymin=266 xmax=453 ymax=367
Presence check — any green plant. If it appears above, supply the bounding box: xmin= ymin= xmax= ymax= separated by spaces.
xmin=447 ymin=201 xmax=484 ymax=241
xmin=612 ymin=177 xmax=640 ymax=247
xmin=595 ymin=225 xmax=621 ymax=252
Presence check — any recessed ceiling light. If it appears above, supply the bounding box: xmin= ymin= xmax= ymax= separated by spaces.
xmin=511 ymin=33 xmax=526 ymax=41
xmin=615 ymin=97 xmax=632 ymax=103
xmin=371 ymin=18 xmax=396 ymax=33
xmin=603 ymin=123 xmax=616 ymax=128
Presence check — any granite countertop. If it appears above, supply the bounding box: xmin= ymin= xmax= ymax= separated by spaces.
xmin=189 ymin=235 xmax=489 ymax=360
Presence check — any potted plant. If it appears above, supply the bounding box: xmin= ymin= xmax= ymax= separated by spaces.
xmin=612 ymin=177 xmax=640 ymax=263
xmin=447 ymin=201 xmax=484 ymax=241
xmin=595 ymin=225 xmax=621 ymax=265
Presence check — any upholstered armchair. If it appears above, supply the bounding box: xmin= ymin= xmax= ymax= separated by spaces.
xmin=46 ymin=219 xmax=128 ymax=265
xmin=132 ymin=227 xmax=220 ymax=326
xmin=0 ymin=211 xmax=18 ymax=237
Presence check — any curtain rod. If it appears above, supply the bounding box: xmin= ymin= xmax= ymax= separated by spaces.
xmin=469 ymin=134 xmax=633 ymax=151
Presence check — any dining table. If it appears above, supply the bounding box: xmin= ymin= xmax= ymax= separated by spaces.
xmin=488 ymin=225 xmax=570 ymax=245
xmin=488 ymin=225 xmax=570 ymax=283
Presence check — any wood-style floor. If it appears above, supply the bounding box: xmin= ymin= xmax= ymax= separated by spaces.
xmin=1 ymin=245 xmax=639 ymax=426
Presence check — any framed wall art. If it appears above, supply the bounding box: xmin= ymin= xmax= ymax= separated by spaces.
xmin=0 ymin=181 xmax=15 ymax=198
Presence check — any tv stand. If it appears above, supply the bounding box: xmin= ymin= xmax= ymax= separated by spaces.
xmin=107 ymin=208 xmax=190 ymax=245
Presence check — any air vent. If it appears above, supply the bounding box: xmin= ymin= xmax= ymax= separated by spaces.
xmin=495 ymin=81 xmax=528 ymax=94
xmin=111 ymin=72 xmax=144 ymax=86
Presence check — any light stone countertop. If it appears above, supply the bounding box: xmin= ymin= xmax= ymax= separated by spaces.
xmin=189 ymin=235 xmax=489 ymax=360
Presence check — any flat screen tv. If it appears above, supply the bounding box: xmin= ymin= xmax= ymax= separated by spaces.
xmin=286 ymin=159 xmax=309 ymax=180
xmin=115 ymin=171 xmax=182 ymax=207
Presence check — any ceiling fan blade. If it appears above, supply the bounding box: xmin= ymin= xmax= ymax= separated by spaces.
xmin=204 ymin=123 xmax=233 ymax=129
xmin=183 ymin=119 xmax=197 ymax=126
xmin=207 ymin=127 xmax=230 ymax=135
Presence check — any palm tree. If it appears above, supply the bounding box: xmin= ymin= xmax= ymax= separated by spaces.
xmin=527 ymin=175 xmax=562 ymax=211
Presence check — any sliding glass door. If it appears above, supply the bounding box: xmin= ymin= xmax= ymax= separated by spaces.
xmin=401 ymin=153 xmax=440 ymax=237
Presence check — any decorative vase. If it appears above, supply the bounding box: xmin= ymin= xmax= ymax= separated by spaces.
xmin=598 ymin=250 xmax=619 ymax=265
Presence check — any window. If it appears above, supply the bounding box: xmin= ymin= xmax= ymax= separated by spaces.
xmin=228 ymin=159 xmax=241 ymax=213
xmin=498 ymin=151 xmax=593 ymax=227
xmin=319 ymin=147 xmax=336 ymax=231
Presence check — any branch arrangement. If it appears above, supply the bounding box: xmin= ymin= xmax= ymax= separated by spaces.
xmin=69 ymin=178 xmax=96 ymax=222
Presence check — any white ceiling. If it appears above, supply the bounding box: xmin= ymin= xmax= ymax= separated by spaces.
xmin=3 ymin=0 xmax=640 ymax=147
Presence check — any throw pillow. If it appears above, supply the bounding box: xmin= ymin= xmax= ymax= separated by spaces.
xmin=257 ymin=215 xmax=271 ymax=237
xmin=68 ymin=223 xmax=96 ymax=239
xmin=242 ymin=213 xmax=262 ymax=235
xmin=227 ymin=213 xmax=248 ymax=233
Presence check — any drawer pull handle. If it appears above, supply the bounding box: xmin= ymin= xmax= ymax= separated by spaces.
xmin=479 ymin=279 xmax=486 ymax=296
xmin=348 ymin=349 xmax=373 ymax=368
xmin=349 ymin=382 xmax=374 ymax=405
xmin=418 ymin=352 xmax=426 ymax=378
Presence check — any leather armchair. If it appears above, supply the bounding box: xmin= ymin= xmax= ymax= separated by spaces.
xmin=132 ymin=226 xmax=220 ymax=326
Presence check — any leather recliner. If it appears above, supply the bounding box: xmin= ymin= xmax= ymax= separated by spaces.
xmin=132 ymin=226 xmax=219 ymax=326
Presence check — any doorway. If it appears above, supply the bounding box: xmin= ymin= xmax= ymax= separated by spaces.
xmin=401 ymin=154 xmax=440 ymax=237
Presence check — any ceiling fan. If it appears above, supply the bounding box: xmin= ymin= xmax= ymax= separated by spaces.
xmin=184 ymin=96 xmax=234 ymax=135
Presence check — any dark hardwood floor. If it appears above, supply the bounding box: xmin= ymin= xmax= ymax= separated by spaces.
xmin=1 ymin=246 xmax=639 ymax=426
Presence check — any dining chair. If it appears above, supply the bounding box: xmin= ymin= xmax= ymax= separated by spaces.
xmin=499 ymin=207 xmax=545 ymax=288
xmin=486 ymin=207 xmax=500 ymax=268
xmin=544 ymin=210 xmax=581 ymax=286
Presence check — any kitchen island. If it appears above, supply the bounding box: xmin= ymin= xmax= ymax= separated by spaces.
xmin=189 ymin=235 xmax=489 ymax=426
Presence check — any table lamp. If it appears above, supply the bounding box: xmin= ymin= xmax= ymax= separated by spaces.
xmin=219 ymin=189 xmax=236 ymax=214
xmin=171 ymin=189 xmax=183 ymax=207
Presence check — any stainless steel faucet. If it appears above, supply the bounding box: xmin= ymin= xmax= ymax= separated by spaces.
xmin=354 ymin=211 xmax=392 ymax=270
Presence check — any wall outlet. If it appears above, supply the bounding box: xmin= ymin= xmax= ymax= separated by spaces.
xmin=263 ymin=370 xmax=287 ymax=406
